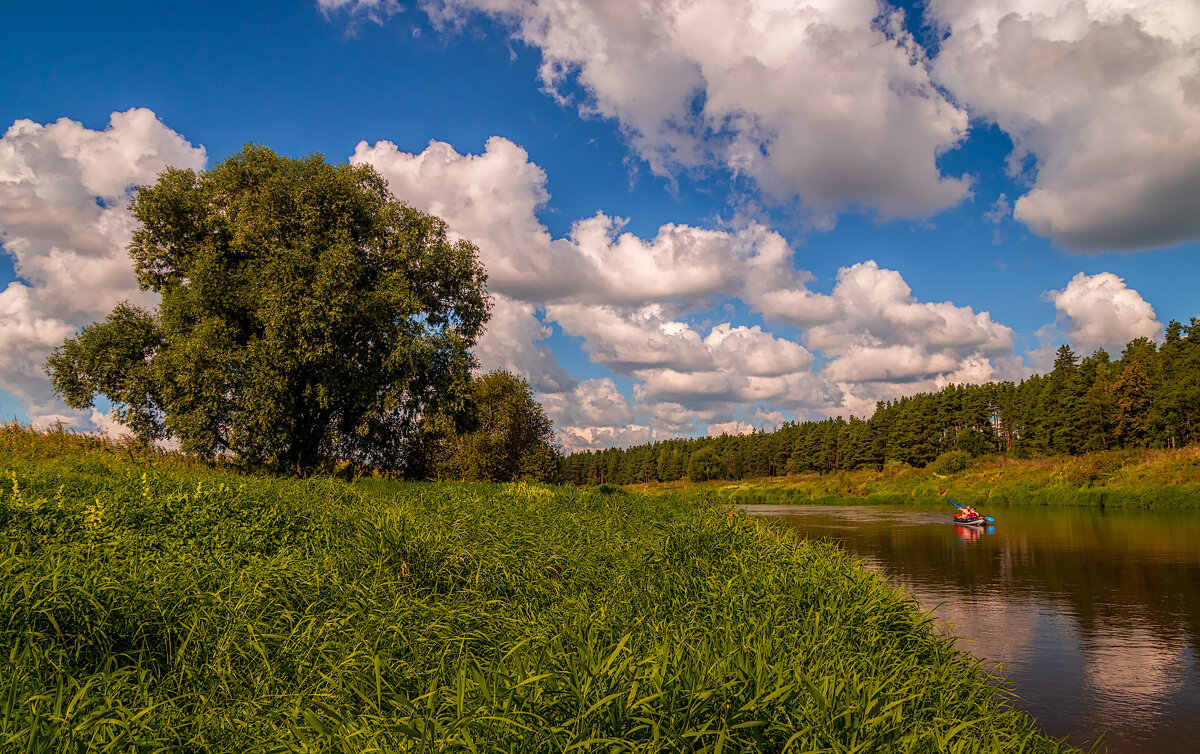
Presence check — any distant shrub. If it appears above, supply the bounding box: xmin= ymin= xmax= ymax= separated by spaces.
xmin=931 ymin=450 xmax=975 ymax=475
xmin=686 ymin=447 xmax=721 ymax=482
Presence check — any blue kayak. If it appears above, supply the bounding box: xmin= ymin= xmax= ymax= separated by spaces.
xmin=955 ymin=516 xmax=991 ymax=527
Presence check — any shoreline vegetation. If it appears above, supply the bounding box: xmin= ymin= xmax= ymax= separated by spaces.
xmin=628 ymin=445 xmax=1200 ymax=510
xmin=1 ymin=424 xmax=1080 ymax=751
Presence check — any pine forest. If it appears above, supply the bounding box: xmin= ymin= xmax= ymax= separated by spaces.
xmin=561 ymin=322 xmax=1200 ymax=486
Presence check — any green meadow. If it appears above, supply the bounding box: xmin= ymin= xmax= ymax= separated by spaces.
xmin=2 ymin=425 xmax=1077 ymax=752
xmin=630 ymin=446 xmax=1200 ymax=511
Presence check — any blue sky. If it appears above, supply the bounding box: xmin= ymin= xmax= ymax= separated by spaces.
xmin=2 ymin=0 xmax=1197 ymax=449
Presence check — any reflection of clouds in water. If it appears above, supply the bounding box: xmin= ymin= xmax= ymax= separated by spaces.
xmin=938 ymin=592 xmax=1036 ymax=651
xmin=1083 ymin=625 xmax=1188 ymax=722
xmin=870 ymin=574 xmax=1086 ymax=695
xmin=748 ymin=500 xmax=1200 ymax=752
xmin=906 ymin=586 xmax=1043 ymax=665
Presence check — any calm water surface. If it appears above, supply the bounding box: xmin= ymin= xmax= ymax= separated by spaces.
xmin=740 ymin=503 xmax=1200 ymax=754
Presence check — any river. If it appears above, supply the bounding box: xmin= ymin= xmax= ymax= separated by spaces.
xmin=740 ymin=503 xmax=1200 ymax=753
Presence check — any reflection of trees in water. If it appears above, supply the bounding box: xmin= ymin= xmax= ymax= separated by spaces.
xmin=770 ymin=508 xmax=1200 ymax=660
xmin=769 ymin=507 xmax=1200 ymax=753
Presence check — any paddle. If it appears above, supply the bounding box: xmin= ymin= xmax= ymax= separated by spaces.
xmin=948 ymin=499 xmax=995 ymax=523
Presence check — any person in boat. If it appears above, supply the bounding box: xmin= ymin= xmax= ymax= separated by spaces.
xmin=954 ymin=505 xmax=980 ymax=521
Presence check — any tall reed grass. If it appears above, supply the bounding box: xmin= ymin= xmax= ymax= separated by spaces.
xmin=1 ymin=425 xmax=1078 ymax=751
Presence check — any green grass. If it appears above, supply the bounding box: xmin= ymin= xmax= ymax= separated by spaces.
xmin=1 ymin=425 xmax=1079 ymax=752
xmin=632 ymin=447 xmax=1200 ymax=510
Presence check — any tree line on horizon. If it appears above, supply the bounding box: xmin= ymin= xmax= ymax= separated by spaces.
xmin=560 ymin=324 xmax=1200 ymax=486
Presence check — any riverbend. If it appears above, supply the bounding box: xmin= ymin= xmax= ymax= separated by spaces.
xmin=743 ymin=503 xmax=1200 ymax=753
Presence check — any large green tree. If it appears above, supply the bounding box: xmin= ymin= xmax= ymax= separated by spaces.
xmin=47 ymin=145 xmax=490 ymax=474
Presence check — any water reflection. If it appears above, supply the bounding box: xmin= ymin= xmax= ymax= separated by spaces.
xmin=1084 ymin=626 xmax=1188 ymax=729
xmin=954 ymin=524 xmax=994 ymax=541
xmin=742 ymin=504 xmax=1200 ymax=754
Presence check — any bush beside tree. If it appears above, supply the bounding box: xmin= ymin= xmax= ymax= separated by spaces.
xmin=429 ymin=371 xmax=561 ymax=483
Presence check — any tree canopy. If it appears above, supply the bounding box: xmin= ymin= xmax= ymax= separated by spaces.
xmin=47 ymin=145 xmax=490 ymax=474
xmin=428 ymin=370 xmax=561 ymax=483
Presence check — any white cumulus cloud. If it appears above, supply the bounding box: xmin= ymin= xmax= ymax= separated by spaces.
xmin=0 ymin=282 xmax=78 ymax=425
xmin=555 ymin=423 xmax=659 ymax=453
xmin=0 ymin=109 xmax=206 ymax=427
xmin=544 ymin=303 xmax=713 ymax=373
xmin=708 ymin=420 xmax=755 ymax=437
xmin=472 ymin=294 xmax=575 ymax=393
xmin=351 ymin=137 xmax=562 ymax=300
xmin=760 ymin=260 xmax=1016 ymax=385
xmin=539 ymin=378 xmax=633 ymax=429
xmin=544 ymin=304 xmax=832 ymax=410
xmin=352 ymin=137 xmax=804 ymax=304
xmin=705 ymin=323 xmax=813 ymax=377
xmin=1048 ymin=271 xmax=1162 ymax=355
xmin=423 ymin=0 xmax=971 ymax=219
xmin=929 ymin=0 xmax=1200 ymax=250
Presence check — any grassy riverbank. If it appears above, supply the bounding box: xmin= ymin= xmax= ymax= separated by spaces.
xmin=630 ymin=446 xmax=1200 ymax=510
xmin=1 ymin=425 xmax=1077 ymax=752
